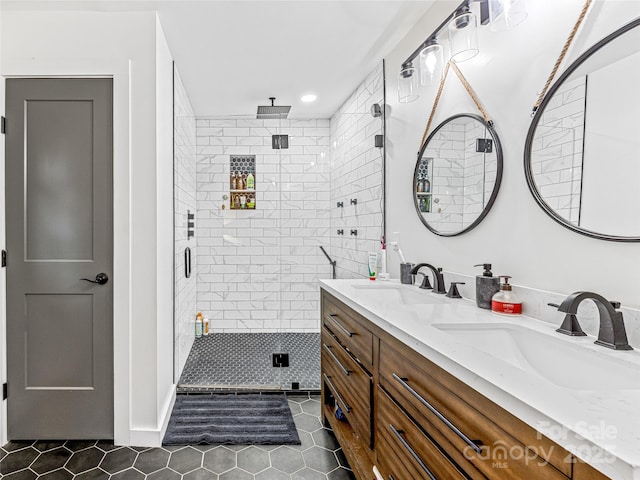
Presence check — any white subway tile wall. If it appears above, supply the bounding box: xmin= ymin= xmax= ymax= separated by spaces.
xmin=530 ymin=76 xmax=585 ymax=224
xmin=420 ymin=117 xmax=498 ymax=233
xmin=330 ymin=63 xmax=385 ymax=278
xmin=462 ymin=119 xmax=497 ymax=227
xmin=174 ymin=68 xmax=197 ymax=376
xmin=424 ymin=122 xmax=466 ymax=231
xmin=196 ymin=118 xmax=332 ymax=332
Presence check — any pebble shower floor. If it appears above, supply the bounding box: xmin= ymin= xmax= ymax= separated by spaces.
xmin=0 ymin=394 xmax=355 ymax=480
xmin=178 ymin=333 xmax=321 ymax=392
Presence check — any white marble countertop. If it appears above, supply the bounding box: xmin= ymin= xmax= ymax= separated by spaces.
xmin=319 ymin=279 xmax=640 ymax=480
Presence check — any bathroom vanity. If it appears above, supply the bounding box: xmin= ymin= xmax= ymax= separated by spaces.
xmin=319 ymin=280 xmax=640 ymax=480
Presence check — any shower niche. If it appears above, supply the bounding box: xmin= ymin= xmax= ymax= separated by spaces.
xmin=229 ymin=155 xmax=256 ymax=210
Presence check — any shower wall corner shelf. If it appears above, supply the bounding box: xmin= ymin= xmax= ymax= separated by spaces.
xmin=229 ymin=155 xmax=256 ymax=210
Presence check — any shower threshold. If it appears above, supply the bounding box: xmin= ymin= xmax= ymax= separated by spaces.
xmin=177 ymin=332 xmax=321 ymax=393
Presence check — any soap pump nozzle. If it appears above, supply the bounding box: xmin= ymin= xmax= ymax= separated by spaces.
xmin=498 ymin=275 xmax=513 ymax=291
xmin=474 ymin=263 xmax=493 ymax=277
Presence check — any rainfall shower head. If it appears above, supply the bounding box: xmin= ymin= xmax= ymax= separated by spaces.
xmin=257 ymin=97 xmax=291 ymax=119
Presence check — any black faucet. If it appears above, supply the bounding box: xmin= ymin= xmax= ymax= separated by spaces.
xmin=409 ymin=263 xmax=446 ymax=294
xmin=556 ymin=291 xmax=633 ymax=350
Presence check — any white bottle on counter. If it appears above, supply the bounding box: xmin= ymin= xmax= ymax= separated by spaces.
xmin=377 ymin=241 xmax=389 ymax=281
xmin=491 ymin=276 xmax=522 ymax=316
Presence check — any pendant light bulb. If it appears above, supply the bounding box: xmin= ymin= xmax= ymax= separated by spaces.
xmin=419 ymin=42 xmax=444 ymax=87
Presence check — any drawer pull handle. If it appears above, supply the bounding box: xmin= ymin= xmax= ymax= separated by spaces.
xmin=389 ymin=424 xmax=438 ymax=480
xmin=328 ymin=314 xmax=354 ymax=337
xmin=323 ymin=343 xmax=351 ymax=377
xmin=392 ymin=373 xmax=482 ymax=454
xmin=323 ymin=373 xmax=352 ymax=413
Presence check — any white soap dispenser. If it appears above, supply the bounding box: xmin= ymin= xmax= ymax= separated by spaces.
xmin=491 ymin=276 xmax=522 ymax=316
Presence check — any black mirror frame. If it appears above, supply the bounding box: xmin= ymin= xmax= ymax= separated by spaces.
xmin=413 ymin=113 xmax=503 ymax=237
xmin=524 ymin=17 xmax=640 ymax=243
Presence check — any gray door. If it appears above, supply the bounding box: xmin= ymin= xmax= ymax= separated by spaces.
xmin=5 ymin=78 xmax=113 ymax=439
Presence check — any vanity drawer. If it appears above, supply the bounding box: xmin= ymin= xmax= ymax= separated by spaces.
xmin=322 ymin=329 xmax=372 ymax=447
xmin=321 ymin=291 xmax=373 ymax=367
xmin=379 ymin=338 xmax=572 ymax=480
xmin=376 ymin=385 xmax=475 ymax=480
xmin=573 ymin=460 xmax=612 ymax=480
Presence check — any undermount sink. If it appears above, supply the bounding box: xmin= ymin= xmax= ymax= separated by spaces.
xmin=432 ymin=322 xmax=640 ymax=391
xmin=351 ymin=283 xmax=447 ymax=305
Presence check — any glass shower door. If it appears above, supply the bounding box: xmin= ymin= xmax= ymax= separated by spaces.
xmin=277 ymin=117 xmax=331 ymax=391
xmin=217 ymin=114 xmax=283 ymax=390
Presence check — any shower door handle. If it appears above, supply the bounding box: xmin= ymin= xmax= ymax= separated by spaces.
xmin=185 ymin=247 xmax=192 ymax=278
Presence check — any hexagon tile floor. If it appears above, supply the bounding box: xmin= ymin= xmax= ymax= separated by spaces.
xmin=0 ymin=394 xmax=355 ymax=480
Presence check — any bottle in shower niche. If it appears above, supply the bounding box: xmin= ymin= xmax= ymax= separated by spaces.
xmin=230 ymin=172 xmax=237 ymax=190
xmin=203 ymin=317 xmax=210 ymax=336
xmin=246 ymin=171 xmax=254 ymax=190
xmin=195 ymin=312 xmax=203 ymax=338
xmin=417 ymin=175 xmax=424 ymax=193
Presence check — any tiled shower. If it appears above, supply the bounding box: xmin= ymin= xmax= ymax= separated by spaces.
xmin=173 ymin=62 xmax=385 ymax=389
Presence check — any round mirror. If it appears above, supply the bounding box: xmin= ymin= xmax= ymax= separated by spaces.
xmin=413 ymin=114 xmax=503 ymax=236
xmin=524 ymin=18 xmax=640 ymax=242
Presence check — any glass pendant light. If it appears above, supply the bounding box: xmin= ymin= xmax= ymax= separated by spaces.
xmin=398 ymin=64 xmax=419 ymax=103
xmin=489 ymin=0 xmax=528 ymax=31
xmin=419 ymin=42 xmax=444 ymax=87
xmin=448 ymin=7 xmax=479 ymax=63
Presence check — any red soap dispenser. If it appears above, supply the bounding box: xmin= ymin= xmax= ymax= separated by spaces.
xmin=491 ymin=276 xmax=522 ymax=316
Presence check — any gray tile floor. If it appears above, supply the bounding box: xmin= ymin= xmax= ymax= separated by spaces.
xmin=178 ymin=333 xmax=321 ymax=392
xmin=0 ymin=394 xmax=354 ymax=480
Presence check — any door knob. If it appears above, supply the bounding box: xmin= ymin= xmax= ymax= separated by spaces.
xmin=82 ymin=273 xmax=109 ymax=285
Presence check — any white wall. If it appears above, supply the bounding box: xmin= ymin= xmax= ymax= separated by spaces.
xmin=173 ymin=67 xmax=197 ymax=380
xmin=0 ymin=0 xmax=6 ymax=446
xmin=154 ymin=15 xmax=176 ymax=442
xmin=1 ymin=10 xmax=175 ymax=446
xmin=385 ymin=0 xmax=640 ymax=310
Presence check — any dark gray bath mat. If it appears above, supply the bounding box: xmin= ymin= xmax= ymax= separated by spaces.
xmin=163 ymin=394 xmax=301 ymax=445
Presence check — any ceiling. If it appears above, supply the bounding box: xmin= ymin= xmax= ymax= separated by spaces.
xmin=2 ymin=0 xmax=437 ymax=117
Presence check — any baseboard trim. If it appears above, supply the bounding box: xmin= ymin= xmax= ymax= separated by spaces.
xmin=129 ymin=386 xmax=176 ymax=447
